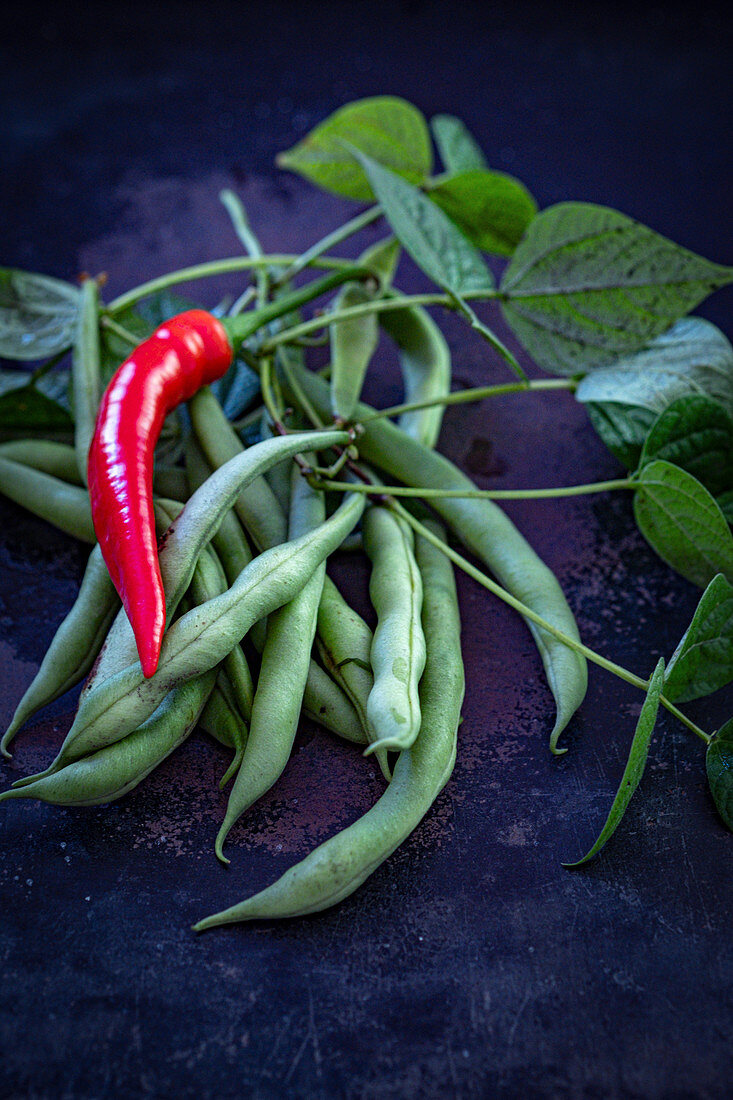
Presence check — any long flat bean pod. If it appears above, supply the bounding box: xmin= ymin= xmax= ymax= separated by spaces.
xmin=363 ymin=503 xmax=426 ymax=754
xmin=284 ymin=364 xmax=587 ymax=751
xmin=0 ymin=670 xmax=216 ymax=808
xmin=71 ymin=277 xmax=102 ymax=484
xmin=193 ymin=517 xmax=464 ymax=928
xmin=199 ymin=678 xmax=250 ymax=787
xmin=189 ymin=387 xmax=287 ymax=551
xmin=0 ymin=441 xmax=82 ymax=484
xmin=0 ymin=458 xmax=95 ymax=542
xmin=215 ymin=467 xmax=327 ymax=861
xmin=186 ymin=402 xmax=380 ymax=743
xmin=379 ymin=298 xmax=451 ymax=449
xmin=1 ymin=545 xmax=118 ymax=758
xmin=18 ymin=489 xmax=365 ymax=779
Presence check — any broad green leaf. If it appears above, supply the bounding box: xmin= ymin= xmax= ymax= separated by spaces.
xmin=431 ymin=114 xmax=487 ymax=172
xmin=500 ymin=203 xmax=733 ymax=374
xmin=639 ymin=396 xmax=733 ymax=498
xmin=0 ymin=383 xmax=73 ymax=434
xmin=634 ymin=460 xmax=733 ymax=588
xmin=429 ymin=168 xmax=537 ymax=256
xmin=585 ymin=402 xmax=657 ymax=470
xmin=718 ymin=491 xmax=733 ymax=525
xmin=564 ymin=658 xmax=665 ymax=866
xmin=354 ymin=150 xmax=493 ymax=296
xmin=577 ymin=318 xmax=733 ymax=468
xmin=706 ymin=718 xmax=733 ymax=831
xmin=329 ymin=237 xmax=398 ymax=420
xmin=0 ymin=268 xmax=80 ymax=361
xmin=665 ymin=575 xmax=733 ymax=702
xmin=276 ymin=97 xmax=432 ymax=201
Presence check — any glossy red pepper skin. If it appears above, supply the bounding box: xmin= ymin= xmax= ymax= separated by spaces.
xmin=87 ymin=310 xmax=233 ymax=678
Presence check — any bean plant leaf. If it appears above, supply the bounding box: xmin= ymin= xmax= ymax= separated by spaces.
xmin=0 ymin=268 xmax=81 ymax=361
xmin=276 ymin=97 xmax=432 ymax=202
xmin=429 ymin=169 xmax=538 ymax=256
xmin=706 ymin=718 xmax=733 ymax=832
xmin=211 ymin=359 xmax=261 ymax=421
xmin=0 ymin=381 xmax=73 ymax=434
xmin=577 ymin=318 xmax=733 ymax=469
xmin=431 ymin=114 xmax=487 ymax=172
xmin=639 ymin=396 xmax=733 ymax=498
xmin=585 ymin=402 xmax=657 ymax=470
xmin=633 ymin=460 xmax=733 ymax=588
xmin=500 ymin=203 xmax=733 ymax=375
xmin=664 ymin=575 xmax=733 ymax=702
xmin=718 ymin=491 xmax=733 ymax=525
xmin=564 ymin=658 xmax=665 ymax=867
xmin=354 ymin=150 xmax=493 ymax=296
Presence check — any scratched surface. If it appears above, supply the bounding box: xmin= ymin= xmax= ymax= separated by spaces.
xmin=1 ymin=3 xmax=732 ymax=1097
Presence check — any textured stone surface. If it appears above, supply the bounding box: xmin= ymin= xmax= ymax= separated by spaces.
xmin=1 ymin=3 xmax=732 ymax=1097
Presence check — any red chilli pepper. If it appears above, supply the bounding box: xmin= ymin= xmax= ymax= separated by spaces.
xmin=87 ymin=310 xmax=233 ymax=678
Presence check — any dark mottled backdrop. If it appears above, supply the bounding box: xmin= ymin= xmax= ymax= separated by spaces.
xmin=1 ymin=3 xmax=732 ymax=1097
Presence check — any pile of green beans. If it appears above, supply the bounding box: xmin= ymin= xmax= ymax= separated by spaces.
xmin=0 ymin=251 xmax=590 ymax=933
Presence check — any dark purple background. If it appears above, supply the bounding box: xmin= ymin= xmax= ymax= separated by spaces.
xmin=1 ymin=3 xmax=732 ymax=1097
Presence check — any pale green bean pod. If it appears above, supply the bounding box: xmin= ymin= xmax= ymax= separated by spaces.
xmin=215 ymin=466 xmax=327 ymax=862
xmin=193 ymin=517 xmax=464 ymax=928
xmin=0 ymin=441 xmax=82 ymax=484
xmin=0 ymin=670 xmax=216 ymax=807
xmin=1 ymin=545 xmax=118 ymax=758
xmin=363 ymin=503 xmax=426 ymax=754
xmin=71 ymin=277 xmax=102 ymax=484
xmin=0 ymin=458 xmax=95 ymax=542
xmin=379 ymin=298 xmax=451 ymax=449
xmin=283 ymin=364 xmax=588 ymax=752
xmin=199 ymin=678 xmax=249 ymax=788
xmin=17 ymin=488 xmax=365 ymax=781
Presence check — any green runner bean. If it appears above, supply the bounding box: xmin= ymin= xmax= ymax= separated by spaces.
xmin=193 ymin=517 xmax=464 ymax=928
xmin=71 ymin=278 xmax=102 ymax=484
xmin=0 ymin=670 xmax=216 ymax=807
xmin=1 ymin=545 xmax=118 ymax=758
xmin=379 ymin=298 xmax=451 ymax=449
xmin=0 ymin=441 xmax=82 ymax=484
xmin=215 ymin=466 xmax=327 ymax=861
xmin=284 ymin=364 xmax=588 ymax=752
xmin=363 ymin=502 xmax=426 ymax=754
xmin=0 ymin=458 xmax=95 ymax=542
xmin=18 ymin=488 xmax=365 ymax=779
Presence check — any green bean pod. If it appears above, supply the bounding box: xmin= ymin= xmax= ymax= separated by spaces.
xmin=0 ymin=441 xmax=82 ymax=484
xmin=301 ymin=661 xmax=366 ymax=744
xmin=215 ymin=467 xmax=327 ymax=861
xmin=152 ymin=465 xmax=189 ymax=502
xmin=330 ymin=237 xmax=399 ymax=422
xmin=284 ymin=364 xmax=588 ymax=752
xmin=71 ymin=278 xmax=102 ymax=484
xmin=199 ymin=679 xmax=249 ymax=788
xmin=1 ymin=545 xmax=118 ymax=758
xmin=190 ymin=387 xmax=287 ymax=551
xmin=0 ymin=457 xmax=95 ymax=542
xmin=363 ymin=503 xmax=426 ymax=754
xmin=19 ymin=489 xmax=365 ymax=780
xmin=379 ymin=299 xmax=451 ymax=449
xmin=0 ymin=670 xmax=216 ymax=807
xmin=189 ymin=547 xmax=255 ymax=723
xmin=315 ymin=576 xmax=391 ymax=780
xmin=186 ymin=403 xmax=381 ymax=744
xmin=193 ymin=517 xmax=464 ymax=929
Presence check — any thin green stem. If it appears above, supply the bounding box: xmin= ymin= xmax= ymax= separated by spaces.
xmin=107 ymin=254 xmax=359 ymax=314
xmin=360 ymin=377 xmax=576 ymax=424
xmin=313 ymin=476 xmax=635 ymax=501
xmin=454 ymin=295 xmax=526 ymax=381
xmin=278 ymin=355 xmax=324 ymax=430
xmin=272 ymin=205 xmax=383 ymax=288
xmin=261 ymin=291 xmax=497 ymax=350
xmin=101 ymin=315 xmax=140 ymax=347
xmin=30 ymin=349 xmax=68 ymax=383
xmin=260 ymin=358 xmax=284 ymax=427
xmin=391 ymin=501 xmax=710 ymax=746
xmin=219 ymin=189 xmax=270 ymax=309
